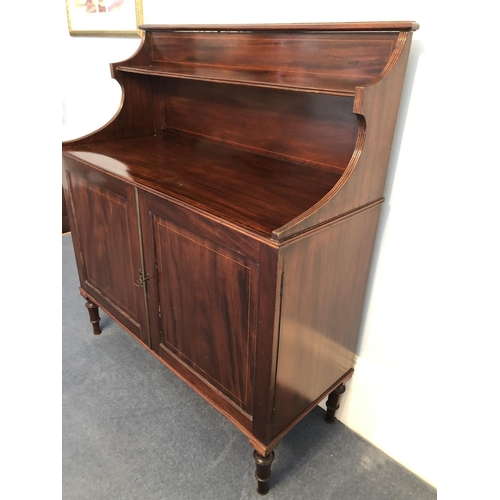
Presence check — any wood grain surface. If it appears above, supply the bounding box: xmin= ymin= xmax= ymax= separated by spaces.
xmin=62 ymin=23 xmax=418 ymax=492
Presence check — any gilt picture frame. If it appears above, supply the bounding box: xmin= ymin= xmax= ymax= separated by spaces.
xmin=65 ymin=0 xmax=143 ymax=37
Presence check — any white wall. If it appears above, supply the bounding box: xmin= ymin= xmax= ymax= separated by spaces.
xmin=59 ymin=1 xmax=500 ymax=496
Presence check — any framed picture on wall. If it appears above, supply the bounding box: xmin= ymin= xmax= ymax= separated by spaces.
xmin=65 ymin=0 xmax=143 ymax=37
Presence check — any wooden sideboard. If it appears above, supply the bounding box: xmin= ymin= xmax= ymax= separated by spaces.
xmin=62 ymin=21 xmax=418 ymax=494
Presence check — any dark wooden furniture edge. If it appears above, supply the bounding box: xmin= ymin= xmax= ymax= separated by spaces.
xmin=139 ymin=22 xmax=419 ymax=32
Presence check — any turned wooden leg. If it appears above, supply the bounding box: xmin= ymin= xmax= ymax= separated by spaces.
xmin=85 ymin=299 xmax=101 ymax=335
xmin=325 ymin=383 xmax=346 ymax=424
xmin=253 ymin=450 xmax=275 ymax=495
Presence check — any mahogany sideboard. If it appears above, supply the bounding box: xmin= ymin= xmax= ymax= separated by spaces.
xmin=62 ymin=21 xmax=418 ymax=494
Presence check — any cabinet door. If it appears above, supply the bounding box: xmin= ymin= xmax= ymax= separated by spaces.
xmin=139 ymin=192 xmax=259 ymax=416
xmin=64 ymin=159 xmax=149 ymax=345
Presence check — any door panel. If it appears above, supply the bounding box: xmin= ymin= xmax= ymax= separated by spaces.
xmin=65 ymin=162 xmax=149 ymax=345
xmin=140 ymin=193 xmax=258 ymax=414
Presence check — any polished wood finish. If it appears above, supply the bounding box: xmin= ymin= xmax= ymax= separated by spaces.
xmin=160 ymin=81 xmax=358 ymax=170
xmin=143 ymin=195 xmax=259 ymax=413
xmin=62 ymin=22 xmax=417 ymax=493
xmin=274 ymin=31 xmax=414 ymax=240
xmin=64 ymin=159 xmax=149 ymax=345
xmin=136 ymin=31 xmax=399 ymax=96
xmin=64 ymin=132 xmax=342 ymax=238
xmin=271 ymin=204 xmax=382 ymax=436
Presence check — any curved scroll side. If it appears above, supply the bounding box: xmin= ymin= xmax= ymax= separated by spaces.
xmin=272 ymin=115 xmax=367 ymax=241
xmin=272 ymin=31 xmax=414 ymax=242
xmin=354 ymin=32 xmax=411 ymax=114
xmin=109 ymin=30 xmax=150 ymax=75
xmin=63 ymin=32 xmax=156 ymax=148
xmin=62 ymin=78 xmax=127 ymax=147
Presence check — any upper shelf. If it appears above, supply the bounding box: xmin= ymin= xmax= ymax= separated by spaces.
xmin=115 ymin=63 xmax=367 ymax=96
xmin=112 ymin=24 xmax=418 ymax=96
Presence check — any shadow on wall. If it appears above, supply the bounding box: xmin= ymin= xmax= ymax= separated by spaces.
xmin=354 ymin=37 xmax=425 ymax=357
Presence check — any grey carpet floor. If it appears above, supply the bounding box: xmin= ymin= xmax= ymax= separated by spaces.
xmin=62 ymin=233 xmax=436 ymax=500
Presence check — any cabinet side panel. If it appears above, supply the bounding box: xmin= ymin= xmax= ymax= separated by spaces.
xmin=271 ymin=204 xmax=382 ymax=437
